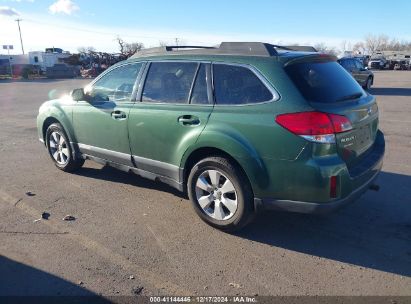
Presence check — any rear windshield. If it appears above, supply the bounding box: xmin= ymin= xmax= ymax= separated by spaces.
xmin=285 ymin=61 xmax=364 ymax=103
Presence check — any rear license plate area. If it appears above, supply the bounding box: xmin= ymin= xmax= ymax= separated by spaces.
xmin=356 ymin=125 xmax=372 ymax=154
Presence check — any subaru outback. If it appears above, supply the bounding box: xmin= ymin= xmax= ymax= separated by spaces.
xmin=37 ymin=42 xmax=385 ymax=231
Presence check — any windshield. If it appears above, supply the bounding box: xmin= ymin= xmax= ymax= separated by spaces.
xmin=285 ymin=61 xmax=365 ymax=103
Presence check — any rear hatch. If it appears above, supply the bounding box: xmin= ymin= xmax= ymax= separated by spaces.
xmin=284 ymin=55 xmax=379 ymax=169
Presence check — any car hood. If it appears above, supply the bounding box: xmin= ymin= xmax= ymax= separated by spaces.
xmin=39 ymin=96 xmax=76 ymax=113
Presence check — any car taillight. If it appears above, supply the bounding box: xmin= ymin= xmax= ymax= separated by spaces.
xmin=275 ymin=111 xmax=352 ymax=143
xmin=328 ymin=113 xmax=353 ymax=133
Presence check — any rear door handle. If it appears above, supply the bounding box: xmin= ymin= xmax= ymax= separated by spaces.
xmin=111 ymin=110 xmax=127 ymax=120
xmin=178 ymin=115 xmax=200 ymax=126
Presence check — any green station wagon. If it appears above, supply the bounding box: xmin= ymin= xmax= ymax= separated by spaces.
xmin=37 ymin=42 xmax=385 ymax=231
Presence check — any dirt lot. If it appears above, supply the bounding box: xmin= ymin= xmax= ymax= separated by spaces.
xmin=0 ymin=71 xmax=410 ymax=298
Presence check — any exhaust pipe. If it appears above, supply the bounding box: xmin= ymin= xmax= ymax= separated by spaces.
xmin=369 ymin=184 xmax=380 ymax=191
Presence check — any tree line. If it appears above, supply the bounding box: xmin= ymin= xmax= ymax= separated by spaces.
xmin=77 ymin=34 xmax=411 ymax=59
xmin=314 ymin=34 xmax=411 ymax=56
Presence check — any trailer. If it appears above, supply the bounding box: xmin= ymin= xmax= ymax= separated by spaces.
xmin=373 ymin=50 xmax=411 ymax=70
xmin=28 ymin=50 xmax=71 ymax=73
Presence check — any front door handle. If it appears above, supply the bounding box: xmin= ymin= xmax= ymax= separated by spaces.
xmin=178 ymin=115 xmax=200 ymax=126
xmin=111 ymin=110 xmax=127 ymax=120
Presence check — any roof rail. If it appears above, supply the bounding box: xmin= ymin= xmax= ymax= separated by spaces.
xmin=165 ymin=45 xmax=216 ymax=51
xmin=130 ymin=42 xmax=316 ymax=58
xmin=135 ymin=45 xmax=217 ymax=57
xmin=218 ymin=42 xmax=278 ymax=56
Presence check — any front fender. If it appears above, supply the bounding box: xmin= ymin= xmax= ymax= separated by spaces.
xmin=37 ymin=99 xmax=76 ymax=144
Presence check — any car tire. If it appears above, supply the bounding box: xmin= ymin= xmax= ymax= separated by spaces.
xmin=187 ymin=156 xmax=254 ymax=232
xmin=363 ymin=77 xmax=372 ymax=91
xmin=46 ymin=123 xmax=84 ymax=172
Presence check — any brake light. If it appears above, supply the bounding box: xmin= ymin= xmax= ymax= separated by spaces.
xmin=328 ymin=113 xmax=353 ymax=133
xmin=275 ymin=111 xmax=352 ymax=143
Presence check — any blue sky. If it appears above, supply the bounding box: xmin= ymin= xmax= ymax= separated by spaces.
xmin=1 ymin=0 xmax=410 ymax=54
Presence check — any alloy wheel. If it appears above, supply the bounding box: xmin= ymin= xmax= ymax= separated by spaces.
xmin=195 ymin=169 xmax=238 ymax=221
xmin=49 ymin=131 xmax=69 ymax=165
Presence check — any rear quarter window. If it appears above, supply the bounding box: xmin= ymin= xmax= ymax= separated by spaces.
xmin=213 ymin=64 xmax=273 ymax=105
xmin=285 ymin=61 xmax=364 ymax=103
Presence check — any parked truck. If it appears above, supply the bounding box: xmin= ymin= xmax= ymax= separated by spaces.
xmin=368 ymin=56 xmax=388 ymax=70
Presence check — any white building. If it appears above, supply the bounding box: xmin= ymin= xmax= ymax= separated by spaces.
xmin=0 ymin=49 xmax=71 ymax=71
xmin=28 ymin=51 xmax=71 ymax=71
xmin=0 ymin=54 xmax=29 ymax=65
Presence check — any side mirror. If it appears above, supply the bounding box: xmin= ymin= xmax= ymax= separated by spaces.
xmin=71 ymin=88 xmax=85 ymax=101
xmin=71 ymin=88 xmax=90 ymax=102
xmin=360 ymin=67 xmax=368 ymax=71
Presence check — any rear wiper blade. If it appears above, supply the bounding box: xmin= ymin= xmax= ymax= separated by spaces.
xmin=336 ymin=92 xmax=363 ymax=102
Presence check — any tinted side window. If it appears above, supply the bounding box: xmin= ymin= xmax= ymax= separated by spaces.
xmin=142 ymin=62 xmax=198 ymax=104
xmin=349 ymin=60 xmax=358 ymax=70
xmin=190 ymin=64 xmax=209 ymax=104
xmin=339 ymin=60 xmax=350 ymax=70
xmin=354 ymin=60 xmax=363 ymax=69
xmin=90 ymin=63 xmax=142 ymax=102
xmin=213 ymin=64 xmax=273 ymax=105
xmin=344 ymin=60 xmax=354 ymax=70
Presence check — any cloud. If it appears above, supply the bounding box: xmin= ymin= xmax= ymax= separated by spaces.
xmin=2 ymin=0 xmax=35 ymax=2
xmin=49 ymin=0 xmax=79 ymax=15
xmin=0 ymin=6 xmax=19 ymax=16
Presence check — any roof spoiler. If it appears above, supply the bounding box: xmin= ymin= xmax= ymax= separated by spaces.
xmin=284 ymin=53 xmax=338 ymax=67
xmin=280 ymin=45 xmax=318 ymax=52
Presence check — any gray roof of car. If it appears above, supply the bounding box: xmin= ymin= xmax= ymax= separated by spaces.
xmin=130 ymin=42 xmax=317 ymax=59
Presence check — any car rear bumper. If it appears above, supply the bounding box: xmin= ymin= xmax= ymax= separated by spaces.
xmin=255 ymin=131 xmax=385 ymax=214
xmin=255 ymin=166 xmax=380 ymax=214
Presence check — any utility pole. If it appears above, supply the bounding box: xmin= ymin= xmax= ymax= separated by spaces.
xmin=15 ymin=19 xmax=25 ymax=54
